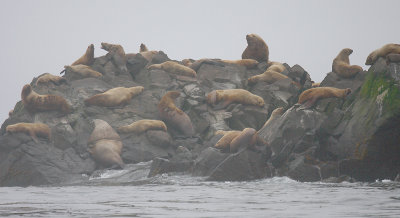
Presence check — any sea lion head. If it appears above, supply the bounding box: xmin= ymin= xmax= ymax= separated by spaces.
xmin=345 ymin=88 xmax=352 ymax=96
xmin=365 ymin=53 xmax=375 ymax=65
xmin=21 ymin=84 xmax=32 ymax=98
xmin=343 ymin=48 xmax=353 ymax=55
xmin=246 ymin=34 xmax=260 ymax=46
xmin=255 ymin=96 xmax=265 ymax=107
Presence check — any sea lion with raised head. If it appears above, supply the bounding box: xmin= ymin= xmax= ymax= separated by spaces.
xmin=332 ymin=48 xmax=363 ymax=78
xmin=72 ymin=44 xmax=94 ymax=66
xmin=242 ymin=33 xmax=269 ymax=63
xmin=101 ymin=42 xmax=128 ymax=73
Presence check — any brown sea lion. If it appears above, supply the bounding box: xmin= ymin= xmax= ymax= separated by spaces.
xmin=214 ymin=130 xmax=241 ymax=151
xmin=117 ymin=119 xmax=167 ymax=134
xmin=229 ymin=128 xmax=258 ymax=153
xmin=63 ymin=64 xmax=102 ymax=78
xmin=220 ymin=59 xmax=259 ymax=69
xmin=206 ymin=89 xmax=264 ymax=109
xmin=87 ymin=119 xmax=124 ymax=169
xmin=158 ymin=91 xmax=194 ymax=137
xmin=332 ymin=48 xmax=363 ymax=78
xmin=140 ymin=43 xmax=149 ymax=52
xmin=72 ymin=44 xmax=94 ymax=66
xmin=248 ymin=62 xmax=287 ymax=84
xmin=35 ymin=73 xmax=66 ymax=86
xmin=101 ymin=42 xmax=128 ymax=73
xmin=242 ymin=33 xmax=269 ymax=63
xmin=366 ymin=43 xmax=400 ymax=65
xmin=6 ymin=122 xmax=51 ymax=143
xmin=298 ymin=87 xmax=352 ymax=109
xmin=182 ymin=59 xmax=194 ymax=67
xmin=84 ymin=86 xmax=144 ymax=107
xmin=21 ymin=84 xmax=72 ymax=114
xmin=148 ymin=61 xmax=197 ymax=77
xmin=260 ymin=107 xmax=284 ymax=130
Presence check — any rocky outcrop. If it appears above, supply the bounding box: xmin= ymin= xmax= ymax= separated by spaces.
xmin=1 ymin=45 xmax=399 ymax=186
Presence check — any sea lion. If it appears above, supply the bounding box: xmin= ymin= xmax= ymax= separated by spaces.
xmin=214 ymin=130 xmax=241 ymax=151
xmin=206 ymin=89 xmax=264 ymax=109
xmin=248 ymin=62 xmax=287 ymax=84
xmin=298 ymin=87 xmax=352 ymax=109
xmin=8 ymin=109 xmax=13 ymax=117
xmin=21 ymin=84 xmax=72 ymax=114
xmin=88 ymin=119 xmax=124 ymax=169
xmin=242 ymin=33 xmax=269 ymax=63
xmin=101 ymin=42 xmax=128 ymax=73
xmin=35 ymin=73 xmax=66 ymax=86
xmin=84 ymin=86 xmax=144 ymax=107
xmin=311 ymin=82 xmax=321 ymax=88
xmin=6 ymin=122 xmax=51 ymax=143
xmin=182 ymin=59 xmax=194 ymax=67
xmin=229 ymin=128 xmax=258 ymax=153
xmin=366 ymin=43 xmax=400 ymax=65
xmin=63 ymin=64 xmax=102 ymax=78
xmin=148 ymin=61 xmax=197 ymax=77
xmin=215 ymin=130 xmax=240 ymax=135
xmin=158 ymin=91 xmax=194 ymax=137
xmin=140 ymin=51 xmax=158 ymax=62
xmin=140 ymin=43 xmax=148 ymax=52
xmin=71 ymin=44 xmax=94 ymax=66
xmin=118 ymin=119 xmax=167 ymax=134
xmin=220 ymin=59 xmax=259 ymax=69
xmin=260 ymin=107 xmax=284 ymax=130
xmin=332 ymin=48 xmax=363 ymax=78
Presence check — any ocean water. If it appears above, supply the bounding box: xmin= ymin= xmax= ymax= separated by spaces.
xmin=0 ymin=162 xmax=399 ymax=217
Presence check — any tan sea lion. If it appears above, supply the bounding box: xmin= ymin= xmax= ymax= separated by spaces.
xmin=148 ymin=61 xmax=197 ymax=77
xmin=117 ymin=119 xmax=167 ymax=134
xmin=220 ymin=59 xmax=259 ymax=69
xmin=206 ymin=89 xmax=264 ymax=109
xmin=139 ymin=51 xmax=158 ymax=62
xmin=84 ymin=86 xmax=144 ymax=107
xmin=311 ymin=82 xmax=321 ymax=88
xmin=242 ymin=33 xmax=269 ymax=63
xmin=298 ymin=87 xmax=352 ymax=109
xmin=229 ymin=128 xmax=258 ymax=153
xmin=248 ymin=62 xmax=287 ymax=84
xmin=366 ymin=43 xmax=400 ymax=65
xmin=140 ymin=43 xmax=149 ymax=52
xmin=214 ymin=130 xmax=241 ymax=151
xmin=6 ymin=122 xmax=51 ymax=143
xmin=72 ymin=44 xmax=94 ymax=66
xmin=101 ymin=42 xmax=128 ymax=73
xmin=21 ymin=84 xmax=72 ymax=114
xmin=182 ymin=59 xmax=194 ymax=67
xmin=88 ymin=119 xmax=124 ymax=169
xmin=260 ymin=107 xmax=284 ymax=130
xmin=63 ymin=64 xmax=102 ymax=78
xmin=35 ymin=73 xmax=66 ymax=86
xmin=158 ymin=91 xmax=194 ymax=137
xmin=332 ymin=48 xmax=363 ymax=78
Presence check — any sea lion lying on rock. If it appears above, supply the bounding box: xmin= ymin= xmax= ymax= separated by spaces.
xmin=242 ymin=33 xmax=269 ymax=63
xmin=84 ymin=86 xmax=144 ymax=107
xmin=35 ymin=73 xmax=66 ymax=86
xmin=117 ymin=119 xmax=167 ymax=134
xmin=6 ymin=122 xmax=51 ymax=143
xmin=332 ymin=48 xmax=363 ymax=78
xmin=63 ymin=64 xmax=102 ymax=78
xmin=148 ymin=61 xmax=197 ymax=77
xmin=87 ymin=119 xmax=124 ymax=169
xmin=72 ymin=44 xmax=94 ymax=66
xmin=365 ymin=43 xmax=400 ymax=65
xmin=21 ymin=84 xmax=72 ymax=114
xmin=206 ymin=89 xmax=264 ymax=109
xmin=298 ymin=87 xmax=352 ymax=109
xmin=214 ymin=128 xmax=266 ymax=153
xmin=260 ymin=107 xmax=284 ymax=130
xmin=248 ymin=62 xmax=287 ymax=84
xmin=158 ymin=91 xmax=194 ymax=137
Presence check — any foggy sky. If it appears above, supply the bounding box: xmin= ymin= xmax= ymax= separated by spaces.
xmin=1 ymin=0 xmax=399 ymax=123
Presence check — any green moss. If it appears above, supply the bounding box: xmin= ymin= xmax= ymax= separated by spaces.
xmin=360 ymin=70 xmax=400 ymax=114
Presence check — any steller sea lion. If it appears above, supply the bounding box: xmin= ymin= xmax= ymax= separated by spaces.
xmin=101 ymin=42 xmax=128 ymax=73
xmin=214 ymin=130 xmax=241 ymax=152
xmin=311 ymin=82 xmax=321 ymax=88
xmin=117 ymin=119 xmax=167 ymax=134
xmin=148 ymin=61 xmax=197 ymax=77
xmin=242 ymin=33 xmax=269 ymax=63
xmin=63 ymin=64 xmax=102 ymax=78
xmin=87 ymin=119 xmax=124 ymax=169
xmin=35 ymin=73 xmax=66 ymax=86
xmin=140 ymin=43 xmax=149 ymax=52
xmin=332 ymin=48 xmax=363 ymax=78
xmin=8 ymin=109 xmax=13 ymax=117
xmin=220 ymin=59 xmax=259 ymax=69
xmin=158 ymin=91 xmax=194 ymax=137
xmin=84 ymin=86 xmax=144 ymax=107
xmin=298 ymin=87 xmax=352 ymax=109
xmin=260 ymin=107 xmax=284 ymax=130
xmin=206 ymin=89 xmax=264 ymax=109
xmin=72 ymin=44 xmax=94 ymax=66
xmin=21 ymin=84 xmax=72 ymax=114
xmin=229 ymin=128 xmax=258 ymax=153
xmin=366 ymin=43 xmax=400 ymax=65
xmin=6 ymin=122 xmax=51 ymax=143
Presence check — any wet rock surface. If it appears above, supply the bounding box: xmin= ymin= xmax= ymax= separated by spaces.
xmin=1 ymin=49 xmax=400 ymax=186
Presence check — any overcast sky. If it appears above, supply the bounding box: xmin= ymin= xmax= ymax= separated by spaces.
xmin=1 ymin=0 xmax=399 ymax=123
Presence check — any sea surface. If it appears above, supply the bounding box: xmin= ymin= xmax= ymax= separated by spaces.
xmin=0 ymin=162 xmax=399 ymax=218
